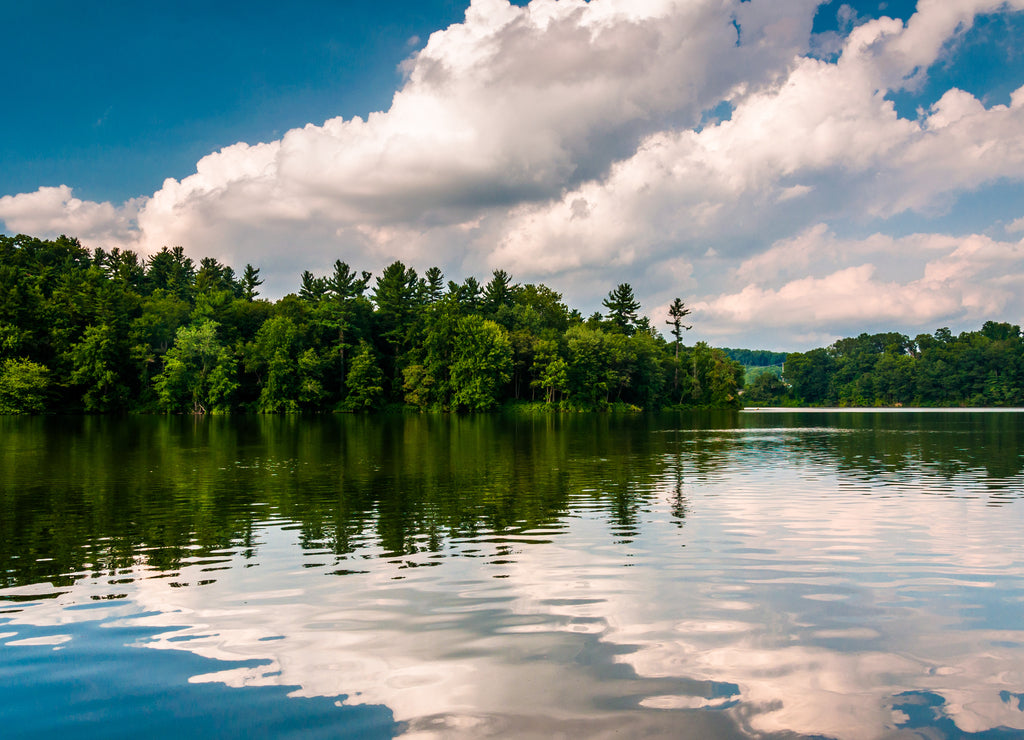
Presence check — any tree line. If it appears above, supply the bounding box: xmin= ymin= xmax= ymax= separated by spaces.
xmin=745 ymin=325 xmax=1024 ymax=407
xmin=0 ymin=233 xmax=744 ymax=414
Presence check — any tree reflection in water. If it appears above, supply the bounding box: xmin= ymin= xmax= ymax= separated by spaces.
xmin=2 ymin=411 xmax=1023 ymax=739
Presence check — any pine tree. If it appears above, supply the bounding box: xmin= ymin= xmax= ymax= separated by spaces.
xmin=602 ymin=283 xmax=641 ymax=335
xmin=240 ymin=264 xmax=264 ymax=300
xmin=666 ymin=297 xmax=692 ymax=396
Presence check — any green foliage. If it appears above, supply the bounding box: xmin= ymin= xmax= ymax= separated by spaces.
xmin=450 ymin=317 xmax=512 ymax=411
xmin=249 ymin=315 xmax=304 ymax=413
xmin=530 ymin=339 xmax=567 ymax=404
xmin=784 ymin=348 xmax=836 ymax=404
xmin=14 ymin=231 xmax=1020 ymax=414
xmin=344 ymin=342 xmax=385 ymax=412
xmin=744 ymin=364 xmax=785 ymax=386
xmin=483 ymin=269 xmax=516 ymax=316
xmin=678 ymin=342 xmax=744 ymax=407
xmin=744 ymin=370 xmax=789 ymax=405
xmin=403 ymin=304 xmax=512 ymax=411
xmin=602 ymin=283 xmax=642 ymax=335
xmin=154 ymin=322 xmax=237 ymax=413
xmin=665 ymin=298 xmax=692 ymax=350
xmin=566 ymin=325 xmax=612 ymax=408
xmin=240 ymin=264 xmax=263 ymax=300
xmin=778 ymin=325 xmax=1024 ymax=406
xmin=722 ymin=348 xmax=787 ymax=366
xmin=70 ymin=324 xmax=129 ymax=411
xmin=299 ymin=270 xmax=327 ymax=302
xmin=422 ymin=267 xmax=446 ymax=303
xmin=0 ymin=358 xmax=50 ymax=414
xmin=146 ymin=246 xmax=195 ymax=300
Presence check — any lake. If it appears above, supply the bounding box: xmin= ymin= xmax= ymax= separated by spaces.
xmin=2 ymin=410 xmax=1023 ymax=739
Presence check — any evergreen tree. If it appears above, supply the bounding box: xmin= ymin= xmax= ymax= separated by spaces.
xmin=483 ymin=269 xmax=516 ymax=313
xmin=422 ymin=267 xmax=445 ymax=303
xmin=603 ymin=283 xmax=642 ymax=335
xmin=298 ymin=271 xmax=326 ymax=303
xmin=373 ymin=261 xmax=421 ymax=397
xmin=70 ymin=324 xmax=129 ymax=411
xmin=240 ymin=264 xmax=263 ymax=300
xmin=666 ymin=297 xmax=692 ymax=393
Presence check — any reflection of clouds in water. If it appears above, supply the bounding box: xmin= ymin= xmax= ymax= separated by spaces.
xmin=2 ymin=462 xmax=1024 ymax=739
xmin=666 ymin=420 xmax=1024 ymax=490
xmin=631 ymin=463 xmax=1024 ymax=738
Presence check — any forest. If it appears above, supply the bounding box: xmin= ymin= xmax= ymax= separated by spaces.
xmin=746 ymin=326 xmax=1024 ymax=407
xmin=0 ymin=233 xmax=744 ymax=414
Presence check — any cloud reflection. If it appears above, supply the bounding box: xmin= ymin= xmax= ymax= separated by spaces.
xmin=2 ymin=418 xmax=1024 ymax=738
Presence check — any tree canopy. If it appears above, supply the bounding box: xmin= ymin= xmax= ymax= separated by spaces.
xmin=745 ymin=326 xmax=1024 ymax=407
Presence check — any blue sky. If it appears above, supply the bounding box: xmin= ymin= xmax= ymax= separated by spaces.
xmin=1 ymin=0 xmax=498 ymax=203
xmin=2 ymin=0 xmax=1024 ymax=349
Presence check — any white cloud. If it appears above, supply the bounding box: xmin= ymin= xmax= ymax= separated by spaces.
xmin=0 ymin=185 xmax=140 ymax=247
xmin=490 ymin=2 xmax=1024 ymax=280
xmin=693 ymin=227 xmax=1024 ymax=345
xmin=3 ymin=0 xmax=1024 ymax=347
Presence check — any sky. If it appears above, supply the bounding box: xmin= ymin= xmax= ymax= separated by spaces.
xmin=2 ymin=0 xmax=1024 ymax=350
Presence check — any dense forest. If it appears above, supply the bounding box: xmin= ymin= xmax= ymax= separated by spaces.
xmin=0 ymin=233 xmax=744 ymax=414
xmin=747 ymin=326 xmax=1024 ymax=407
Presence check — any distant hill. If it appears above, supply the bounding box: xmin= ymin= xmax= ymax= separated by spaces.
xmin=721 ymin=348 xmax=787 ymax=366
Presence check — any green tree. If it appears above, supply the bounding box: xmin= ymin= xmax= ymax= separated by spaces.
xmin=873 ymin=352 xmax=916 ymax=406
xmin=784 ymin=348 xmax=836 ymax=404
xmin=629 ymin=330 xmax=666 ymax=408
xmin=318 ymin=260 xmax=372 ymax=401
xmin=602 ymin=283 xmax=642 ymax=335
xmin=683 ymin=342 xmax=743 ymax=407
xmin=402 ymin=298 xmax=461 ymax=409
xmin=0 ymin=358 xmax=50 ymax=414
xmin=344 ymin=341 xmax=385 ymax=411
xmin=248 ymin=315 xmax=304 ymax=413
xmin=450 ymin=317 xmax=513 ymax=411
xmin=665 ymin=297 xmax=692 ymax=394
xmin=240 ymin=264 xmax=264 ymax=300
xmin=565 ymin=325 xmax=611 ymax=409
xmin=154 ymin=322 xmax=237 ymax=413
xmin=422 ymin=267 xmax=446 ymax=303
xmin=744 ymin=370 xmax=788 ymax=405
xmin=373 ymin=261 xmax=420 ymax=396
xmin=70 ymin=324 xmax=129 ymax=411
xmin=146 ymin=246 xmax=195 ymax=301
xmin=298 ymin=270 xmax=327 ymax=303
xmin=483 ymin=269 xmax=516 ymax=316
xmin=530 ymin=338 xmax=567 ymax=404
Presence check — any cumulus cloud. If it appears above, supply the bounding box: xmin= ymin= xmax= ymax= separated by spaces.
xmin=492 ymin=2 xmax=1024 ymax=275
xmin=691 ymin=226 xmax=1024 ymax=345
xmin=3 ymin=0 xmax=1024 ymax=347
xmin=0 ymin=185 xmax=141 ymax=247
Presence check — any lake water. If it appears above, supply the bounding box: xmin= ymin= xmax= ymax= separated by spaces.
xmin=2 ymin=411 xmax=1023 ymax=739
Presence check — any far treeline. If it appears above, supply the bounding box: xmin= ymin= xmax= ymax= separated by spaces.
xmin=746 ymin=326 xmax=1024 ymax=407
xmin=0 ymin=234 xmax=745 ymax=414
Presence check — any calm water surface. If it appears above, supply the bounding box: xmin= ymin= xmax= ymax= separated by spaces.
xmin=2 ymin=411 xmax=1023 ymax=739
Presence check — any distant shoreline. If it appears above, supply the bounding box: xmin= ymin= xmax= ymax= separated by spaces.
xmin=741 ymin=406 xmax=1024 ymax=413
